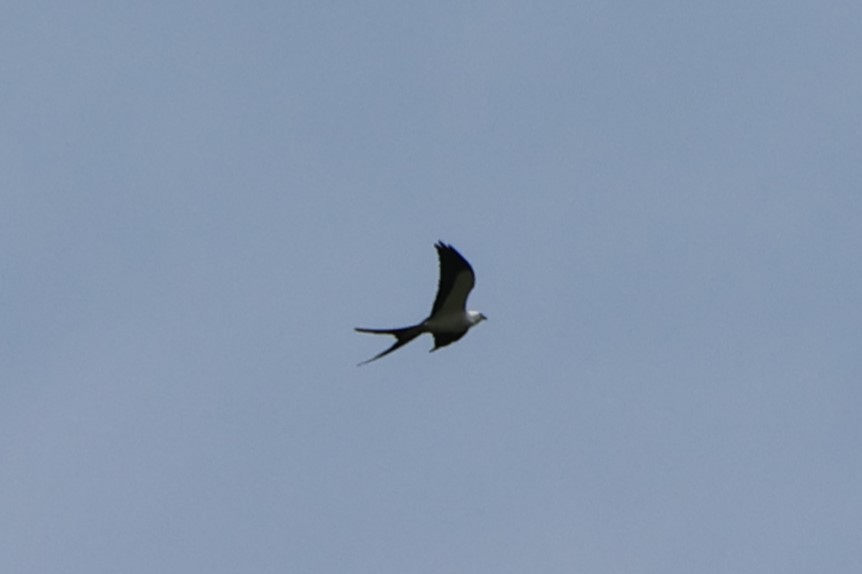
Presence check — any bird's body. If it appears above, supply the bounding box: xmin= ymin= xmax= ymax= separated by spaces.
xmin=424 ymin=309 xmax=482 ymax=333
xmin=355 ymin=242 xmax=486 ymax=365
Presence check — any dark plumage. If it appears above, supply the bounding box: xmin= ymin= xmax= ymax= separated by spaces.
xmin=355 ymin=242 xmax=486 ymax=365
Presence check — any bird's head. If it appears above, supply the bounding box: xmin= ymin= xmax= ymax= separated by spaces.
xmin=468 ymin=311 xmax=488 ymax=326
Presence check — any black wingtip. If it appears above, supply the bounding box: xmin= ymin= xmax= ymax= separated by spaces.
xmin=435 ymin=241 xmax=455 ymax=253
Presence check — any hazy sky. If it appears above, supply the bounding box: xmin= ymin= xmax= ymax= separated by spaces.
xmin=3 ymin=2 xmax=861 ymax=572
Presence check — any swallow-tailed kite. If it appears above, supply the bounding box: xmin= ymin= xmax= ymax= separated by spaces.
xmin=355 ymin=242 xmax=486 ymax=365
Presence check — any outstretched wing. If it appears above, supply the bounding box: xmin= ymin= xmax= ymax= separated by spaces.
xmin=430 ymin=242 xmax=476 ymax=318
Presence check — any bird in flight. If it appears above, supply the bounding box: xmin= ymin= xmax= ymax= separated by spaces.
xmin=355 ymin=242 xmax=487 ymax=365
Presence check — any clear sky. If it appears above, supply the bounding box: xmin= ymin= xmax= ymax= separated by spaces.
xmin=3 ymin=1 xmax=860 ymax=572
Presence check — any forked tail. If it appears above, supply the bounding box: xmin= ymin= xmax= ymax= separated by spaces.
xmin=354 ymin=324 xmax=425 ymax=365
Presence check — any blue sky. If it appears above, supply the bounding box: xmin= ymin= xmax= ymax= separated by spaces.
xmin=3 ymin=1 xmax=861 ymax=572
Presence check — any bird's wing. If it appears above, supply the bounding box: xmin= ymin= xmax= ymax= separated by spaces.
xmin=431 ymin=330 xmax=468 ymax=351
xmin=430 ymin=242 xmax=476 ymax=317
